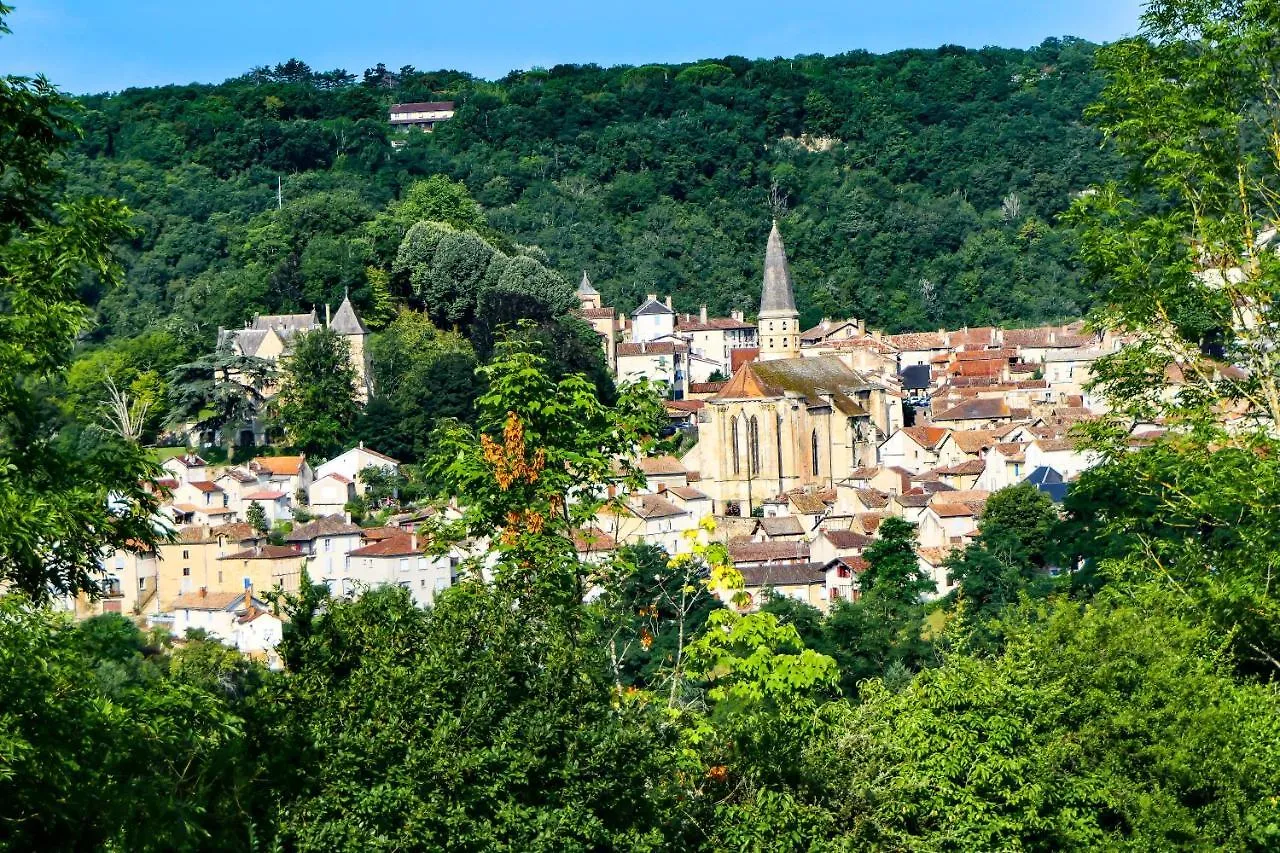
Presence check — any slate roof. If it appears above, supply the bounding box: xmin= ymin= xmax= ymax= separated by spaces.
xmin=390 ymin=101 xmax=455 ymax=112
xmin=329 ymin=294 xmax=366 ymax=335
xmin=740 ymin=562 xmax=826 ymax=588
xmin=632 ymin=296 xmax=675 ymax=317
xmin=617 ymin=341 xmax=687 ymax=356
xmin=760 ymin=221 xmax=798 ymax=316
xmin=934 ymin=398 xmax=1012 ymax=421
xmin=576 ymin=271 xmax=599 ymax=297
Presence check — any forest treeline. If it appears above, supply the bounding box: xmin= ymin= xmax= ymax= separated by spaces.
xmin=68 ymin=36 xmax=1118 ymax=344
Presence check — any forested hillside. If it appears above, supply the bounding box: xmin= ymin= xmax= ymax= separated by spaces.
xmin=67 ymin=38 xmax=1118 ymax=343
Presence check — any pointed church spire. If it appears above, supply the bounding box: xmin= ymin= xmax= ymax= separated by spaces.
xmin=760 ymin=220 xmax=798 ymax=316
xmin=577 ymin=270 xmax=599 ymax=296
xmin=330 ymin=291 xmax=366 ymax=335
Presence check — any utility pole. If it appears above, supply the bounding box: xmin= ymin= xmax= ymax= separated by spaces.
xmin=276 ymin=175 xmax=282 ymax=209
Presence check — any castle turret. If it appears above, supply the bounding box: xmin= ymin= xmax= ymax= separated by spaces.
xmin=758 ymin=221 xmax=800 ymax=361
xmin=576 ymin=271 xmax=601 ymax=310
xmin=329 ymin=292 xmax=372 ymax=402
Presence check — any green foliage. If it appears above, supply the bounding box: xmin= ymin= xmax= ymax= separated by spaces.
xmin=822 ymin=588 xmax=1280 ymax=850
xmin=0 ymin=17 xmax=163 ymax=600
xmin=245 ymin=499 xmax=268 ymax=533
xmin=271 ymin=326 xmax=360 ymax=457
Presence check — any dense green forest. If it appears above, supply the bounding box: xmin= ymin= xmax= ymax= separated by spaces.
xmin=67 ymin=35 xmax=1117 ymax=345
xmin=8 ymin=0 xmax=1280 ymax=849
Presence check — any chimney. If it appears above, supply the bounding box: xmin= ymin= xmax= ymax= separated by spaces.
xmin=822 ymin=318 xmax=830 ymax=330
xmin=699 ymin=304 xmax=708 ymax=323
xmin=665 ymin=295 xmax=673 ymax=309
xmin=411 ymin=532 xmax=418 ymax=551
xmin=646 ymin=293 xmax=657 ymax=302
xmin=344 ymin=510 xmax=352 ymax=523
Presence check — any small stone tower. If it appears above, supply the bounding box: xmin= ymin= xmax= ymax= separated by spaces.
xmin=576 ymin=271 xmax=602 ymax=310
xmin=757 ymin=221 xmax=801 ymax=361
xmin=328 ymin=292 xmax=372 ymax=402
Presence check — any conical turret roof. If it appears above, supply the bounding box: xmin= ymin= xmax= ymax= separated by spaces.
xmin=760 ymin=220 xmax=797 ymax=316
xmin=576 ymin=271 xmax=599 ymax=296
xmin=330 ymin=293 xmax=366 ymax=335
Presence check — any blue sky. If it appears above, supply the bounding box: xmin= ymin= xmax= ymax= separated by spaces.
xmin=3 ymin=0 xmax=1145 ymax=95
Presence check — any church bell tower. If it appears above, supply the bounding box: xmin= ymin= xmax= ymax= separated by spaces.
xmin=757 ymin=220 xmax=801 ymax=361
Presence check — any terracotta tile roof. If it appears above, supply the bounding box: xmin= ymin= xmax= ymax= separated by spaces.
xmin=170 ymin=503 xmax=200 ymax=514
xmin=730 ymin=348 xmax=759 ymax=372
xmin=821 ymin=529 xmax=873 ymax=549
xmin=950 ymin=327 xmax=997 ymax=347
xmin=176 ymin=525 xmax=216 ymax=544
xmin=895 ymin=493 xmax=932 ymax=508
xmin=251 ymin=456 xmax=307 ymax=476
xmin=210 ymin=522 xmax=262 ymax=542
xmin=572 ymin=528 xmax=618 ymax=553
xmin=900 ymin=425 xmax=950 ymax=450
xmin=579 ymin=307 xmax=616 ymax=320
xmin=788 ymin=491 xmax=830 ymax=515
xmin=220 ymin=545 xmax=304 ymax=561
xmin=825 ymin=555 xmax=869 ymax=574
xmin=931 ymin=503 xmax=976 ymax=518
xmin=688 ymin=381 xmax=726 ymax=395
xmin=244 ymin=490 xmax=287 ymax=500
xmin=1033 ymin=438 xmax=1079 ymax=452
xmin=714 ymin=357 xmax=872 ymax=416
xmin=729 ymin=540 xmax=811 ymax=564
xmin=167 ymin=591 xmax=253 ymax=612
xmin=887 ymin=331 xmax=948 ymax=350
xmin=855 ymin=513 xmax=886 ymax=534
xmin=348 ymin=535 xmax=427 ymax=558
xmin=316 ymin=472 xmax=354 ymax=484
xmin=668 ymin=486 xmax=710 ymax=501
xmin=200 ymin=507 xmax=237 ymax=516
xmin=284 ymin=515 xmax=363 ymax=541
xmin=617 ymin=341 xmax=687 ymax=357
xmin=664 ymin=400 xmax=705 ymax=413
xmin=932 ymin=459 xmax=987 ymax=476
xmin=628 ymin=494 xmax=687 ymax=520
xmin=677 ymin=316 xmax=754 ymax=332
xmin=189 ymin=481 xmax=223 ymax=493
xmin=846 ymin=466 xmax=880 ymax=480
xmin=360 ymin=526 xmax=404 ymax=542
xmin=916 ymin=546 xmax=954 ymax=565
xmin=638 ymin=455 xmax=686 ymax=476
xmin=853 ymin=488 xmax=890 ymax=509
xmin=757 ymin=516 xmax=804 ymax=537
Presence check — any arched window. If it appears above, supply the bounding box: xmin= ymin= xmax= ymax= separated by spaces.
xmin=731 ymin=416 xmax=740 ymax=475
xmin=749 ymin=416 xmax=761 ymax=475
xmin=811 ymin=429 xmax=820 ymax=475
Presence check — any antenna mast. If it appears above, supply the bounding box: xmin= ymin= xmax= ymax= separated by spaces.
xmin=276 ymin=176 xmax=282 ymax=209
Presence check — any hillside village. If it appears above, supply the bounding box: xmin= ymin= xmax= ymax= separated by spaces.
xmin=73 ymin=220 xmax=1167 ymax=658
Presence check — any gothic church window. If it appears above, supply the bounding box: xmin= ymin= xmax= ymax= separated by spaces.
xmin=731 ymin=416 xmax=741 ymax=474
xmin=811 ymin=429 xmax=820 ymax=475
xmin=749 ymin=416 xmax=761 ymax=475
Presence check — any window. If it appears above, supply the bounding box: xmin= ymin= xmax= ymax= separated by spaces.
xmin=731 ymin=416 xmax=741 ymax=475
xmin=748 ymin=416 xmax=760 ymax=475
xmin=138 ymin=577 xmax=146 ymax=590
xmin=323 ymin=538 xmax=331 ymax=552
xmin=811 ymin=429 xmax=820 ymax=475
xmin=182 ymin=550 xmax=189 ymax=560
xmin=399 ymin=558 xmax=409 ymax=573
xmin=217 ymin=571 xmax=223 ymax=583
xmin=182 ymin=567 xmax=191 ymax=577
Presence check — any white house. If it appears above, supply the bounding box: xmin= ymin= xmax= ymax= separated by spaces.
xmin=315 ymin=444 xmax=400 ymax=497
xmin=161 ymin=453 xmax=210 ymax=485
xmin=308 ymin=473 xmax=356 ymax=516
xmin=343 ymin=533 xmax=456 ymax=607
xmin=242 ymin=489 xmax=293 ymax=525
xmin=162 ymin=590 xmax=272 ymax=644
xmin=630 ymin=294 xmax=676 ymax=343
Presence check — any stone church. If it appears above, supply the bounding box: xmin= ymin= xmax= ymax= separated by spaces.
xmin=683 ymin=223 xmax=889 ymax=515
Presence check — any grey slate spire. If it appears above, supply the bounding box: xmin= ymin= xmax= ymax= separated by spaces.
xmin=329 ymin=292 xmax=366 ymax=335
xmin=759 ymin=220 xmax=798 ymax=316
xmin=576 ymin=271 xmax=599 ymax=297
